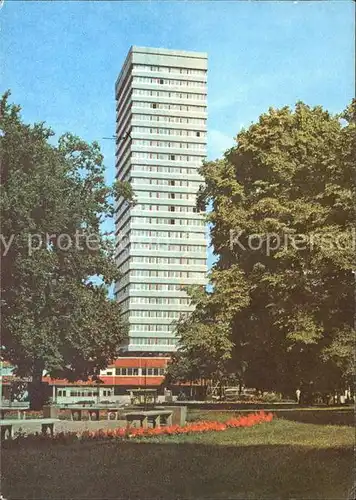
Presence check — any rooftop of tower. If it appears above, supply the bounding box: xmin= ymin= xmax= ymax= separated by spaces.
xmin=115 ymin=45 xmax=207 ymax=90
xmin=130 ymin=46 xmax=208 ymax=59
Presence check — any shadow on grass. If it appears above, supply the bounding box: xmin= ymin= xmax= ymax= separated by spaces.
xmin=276 ymin=408 xmax=354 ymax=427
xmin=188 ymin=408 xmax=354 ymax=427
xmin=2 ymin=439 xmax=354 ymax=500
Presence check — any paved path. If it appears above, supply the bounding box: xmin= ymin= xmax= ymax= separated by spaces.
xmin=8 ymin=419 xmax=127 ymax=435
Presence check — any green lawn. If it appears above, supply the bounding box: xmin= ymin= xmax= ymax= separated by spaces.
xmin=2 ymin=410 xmax=354 ymax=500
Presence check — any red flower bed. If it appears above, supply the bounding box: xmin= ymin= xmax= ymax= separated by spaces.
xmin=225 ymin=410 xmax=273 ymax=428
xmin=129 ymin=419 xmax=230 ymax=438
xmin=75 ymin=411 xmax=273 ymax=441
xmin=67 ymin=411 xmax=274 ymax=441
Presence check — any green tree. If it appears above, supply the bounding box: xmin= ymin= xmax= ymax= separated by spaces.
xmin=167 ymin=268 xmax=250 ymax=396
xmin=0 ymin=92 xmax=128 ymax=408
xmin=195 ymin=101 xmax=355 ymax=394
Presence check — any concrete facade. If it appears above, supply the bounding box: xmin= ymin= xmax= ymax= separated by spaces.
xmin=114 ymin=46 xmax=208 ymax=353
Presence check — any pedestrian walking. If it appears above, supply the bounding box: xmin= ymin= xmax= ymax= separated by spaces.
xmin=296 ymin=388 xmax=301 ymax=404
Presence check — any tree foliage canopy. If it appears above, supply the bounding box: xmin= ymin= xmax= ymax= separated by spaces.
xmin=170 ymin=101 xmax=355 ymax=394
xmin=0 ymin=92 xmax=128 ymax=405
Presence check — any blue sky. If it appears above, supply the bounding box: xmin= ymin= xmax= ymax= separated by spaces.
xmin=2 ymin=0 xmax=355 ymax=268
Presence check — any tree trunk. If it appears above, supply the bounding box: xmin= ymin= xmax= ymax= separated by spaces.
xmin=28 ymin=361 xmax=46 ymax=410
